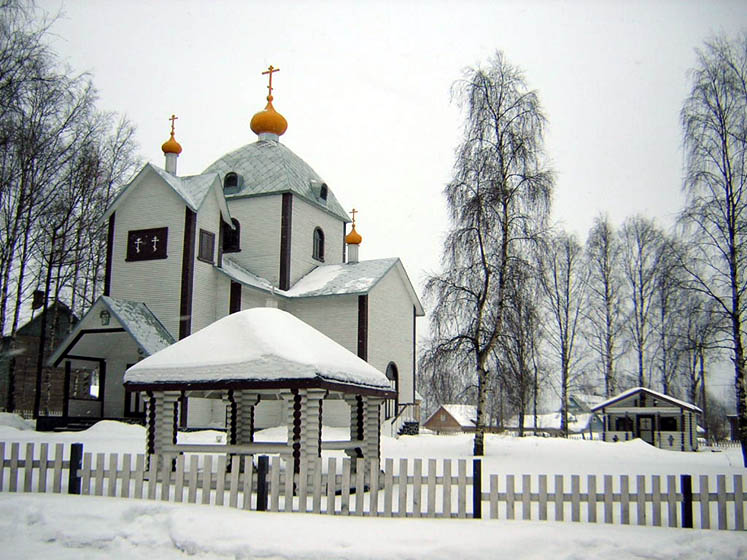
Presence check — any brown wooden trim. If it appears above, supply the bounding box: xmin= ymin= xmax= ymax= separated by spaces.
xmin=279 ymin=193 xmax=292 ymax=290
xmin=124 ymin=377 xmax=396 ymax=399
xmin=52 ymin=328 xmax=127 ymax=366
xmin=179 ymin=208 xmax=196 ymax=339
xmin=412 ymin=305 xmax=416 ymax=401
xmin=104 ymin=213 xmax=115 ymax=296
xmin=98 ymin=359 xmax=106 ymax=403
xmin=229 ymin=281 xmax=242 ymax=314
xmin=357 ymin=294 xmax=368 ymax=360
xmin=62 ymin=361 xmax=71 ymax=417
xmin=342 ymin=221 xmax=347 ymax=262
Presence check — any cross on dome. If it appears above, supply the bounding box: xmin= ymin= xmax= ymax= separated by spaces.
xmin=169 ymin=114 xmax=178 ymax=134
xmin=250 ymin=64 xmax=288 ymax=138
xmin=262 ymin=65 xmax=280 ymax=100
xmin=162 ymin=113 xmax=182 ymax=155
xmin=346 ymin=208 xmax=362 ymax=245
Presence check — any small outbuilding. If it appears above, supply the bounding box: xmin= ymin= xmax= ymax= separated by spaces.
xmin=123 ymin=307 xmax=395 ymax=474
xmin=423 ymin=404 xmax=478 ymax=434
xmin=592 ymin=387 xmax=701 ymax=452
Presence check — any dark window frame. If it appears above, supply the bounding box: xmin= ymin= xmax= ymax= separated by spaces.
xmin=221 ymin=218 xmax=241 ymax=253
xmin=224 ymin=172 xmax=239 ymax=191
xmin=313 ymin=227 xmax=325 ymax=262
xmin=198 ymin=229 xmax=215 ymax=263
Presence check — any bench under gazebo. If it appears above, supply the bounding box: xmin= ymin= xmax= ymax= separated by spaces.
xmin=123 ymin=307 xmax=395 ymax=475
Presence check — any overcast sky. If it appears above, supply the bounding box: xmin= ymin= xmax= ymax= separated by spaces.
xmin=36 ymin=0 xmax=745 ymax=399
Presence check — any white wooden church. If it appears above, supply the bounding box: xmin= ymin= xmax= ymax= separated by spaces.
xmin=49 ymin=67 xmax=423 ymax=433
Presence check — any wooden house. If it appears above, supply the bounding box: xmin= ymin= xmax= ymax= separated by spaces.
xmin=592 ymin=387 xmax=701 ymax=452
xmin=423 ymin=404 xmax=478 ymax=434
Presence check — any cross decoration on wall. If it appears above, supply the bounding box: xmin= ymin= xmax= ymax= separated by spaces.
xmin=126 ymin=227 xmax=169 ymax=262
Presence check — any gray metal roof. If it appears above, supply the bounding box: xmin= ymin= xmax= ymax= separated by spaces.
xmin=202 ymin=139 xmax=350 ymax=222
xmin=102 ymin=296 xmax=175 ymax=355
xmin=284 ymin=258 xmax=399 ymax=298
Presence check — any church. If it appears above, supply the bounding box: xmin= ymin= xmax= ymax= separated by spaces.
xmin=48 ymin=66 xmax=424 ymax=432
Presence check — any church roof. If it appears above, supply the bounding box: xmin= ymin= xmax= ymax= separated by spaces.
xmin=103 ymin=164 xmax=232 ymax=225
xmin=284 ymin=258 xmax=400 ymax=298
xmin=124 ymin=307 xmax=394 ymax=394
xmin=202 ymin=140 xmax=350 ymax=222
xmin=216 ymin=258 xmax=276 ymax=293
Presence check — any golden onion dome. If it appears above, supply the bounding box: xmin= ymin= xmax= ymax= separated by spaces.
xmin=161 ymin=131 xmax=182 ymax=155
xmin=345 ymin=224 xmax=362 ymax=245
xmin=250 ymin=95 xmax=288 ymax=136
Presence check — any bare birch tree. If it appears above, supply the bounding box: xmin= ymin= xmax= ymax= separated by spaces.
xmin=679 ymin=34 xmax=747 ymax=465
xmin=585 ymin=214 xmax=625 ymax=398
xmin=422 ymin=51 xmax=552 ymax=455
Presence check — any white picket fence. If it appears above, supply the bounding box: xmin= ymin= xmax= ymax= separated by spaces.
xmin=0 ymin=441 xmax=744 ymax=530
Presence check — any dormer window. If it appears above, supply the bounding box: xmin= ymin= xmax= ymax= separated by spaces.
xmin=313 ymin=227 xmax=325 ymax=262
xmin=224 ymin=172 xmax=239 ymax=193
xmin=320 ymin=183 xmax=328 ymax=201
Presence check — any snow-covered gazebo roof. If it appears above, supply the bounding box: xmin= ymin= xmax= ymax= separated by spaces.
xmin=124 ymin=307 xmax=395 ymax=396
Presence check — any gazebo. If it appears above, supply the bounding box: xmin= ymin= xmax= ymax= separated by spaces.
xmin=123 ymin=307 xmax=395 ymax=475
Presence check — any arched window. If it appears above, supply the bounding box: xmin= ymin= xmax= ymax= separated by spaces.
xmin=224 ymin=172 xmax=238 ymax=192
xmin=221 ymin=218 xmax=241 ymax=253
xmin=385 ymin=362 xmax=399 ymax=419
xmin=313 ymin=227 xmax=325 ymax=261
xmin=320 ymin=183 xmax=328 ymax=201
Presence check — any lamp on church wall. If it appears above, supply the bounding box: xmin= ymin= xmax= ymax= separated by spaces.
xmin=99 ymin=309 xmax=111 ymax=326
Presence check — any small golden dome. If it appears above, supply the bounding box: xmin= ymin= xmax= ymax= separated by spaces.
xmin=161 ymin=132 xmax=182 ymax=155
xmin=345 ymin=224 xmax=362 ymax=245
xmin=250 ymin=96 xmax=288 ymax=136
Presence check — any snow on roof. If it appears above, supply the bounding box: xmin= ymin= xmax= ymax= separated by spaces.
xmin=507 ymin=412 xmax=594 ymax=433
xmin=202 ymin=140 xmax=350 ymax=222
xmin=284 ymin=258 xmax=398 ymax=298
xmin=102 ymin=296 xmax=175 ymax=356
xmin=441 ymin=404 xmax=477 ymax=428
xmin=216 ymin=258 xmax=276 ymax=293
xmin=149 ymin=165 xmax=218 ymax=212
xmin=124 ymin=307 xmax=392 ymax=391
xmin=591 ymin=387 xmax=702 ymax=413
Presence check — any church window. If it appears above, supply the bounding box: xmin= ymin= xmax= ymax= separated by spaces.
xmin=198 ymin=229 xmax=215 ymax=263
xmin=125 ymin=227 xmax=168 ymax=261
xmin=313 ymin=227 xmax=325 ymax=261
xmin=385 ymin=362 xmax=399 ymax=419
xmin=320 ymin=183 xmax=328 ymax=201
xmin=221 ymin=218 xmax=241 ymax=253
xmin=224 ymin=172 xmax=239 ymax=192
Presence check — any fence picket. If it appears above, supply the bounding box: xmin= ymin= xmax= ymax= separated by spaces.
xmin=241 ymin=456 xmax=253 ymax=511
xmin=603 ymin=475 xmax=613 ymax=523
xmin=160 ymin=455 xmax=172 ymax=501
xmin=354 ymin=460 xmax=365 ymax=516
xmin=412 ymin=458 xmax=422 ymax=518
xmin=521 ymin=474 xmax=531 ymax=520
xmin=38 ymin=443 xmax=48 ymax=493
xmin=426 ymin=459 xmax=436 ymax=518
xmin=340 ymin=459 xmax=351 ymax=515
xmin=228 ymin=456 xmax=240 ymax=509
xmin=298 ymin=461 xmax=308 ymax=513
xmin=571 ymin=475 xmax=580 ymax=522
xmin=539 ymin=475 xmax=547 ymax=521
xmin=652 ymin=475 xmax=661 ymax=526
xmin=23 ymin=443 xmax=33 ymax=492
xmin=398 ymin=458 xmax=408 ymax=517
xmin=506 ymin=474 xmax=515 ymax=520
xmin=121 ymin=454 xmax=132 ymax=498
xmin=94 ymin=453 xmax=105 ymax=497
xmin=554 ymin=475 xmax=563 ymax=521
xmin=187 ymin=456 xmax=198 ymax=504
xmin=174 ymin=455 xmax=185 ymax=503
xmin=215 ymin=456 xmax=227 ymax=507
xmin=383 ymin=458 xmax=393 ymax=517
xmin=717 ymin=475 xmax=726 ymax=530
xmin=271 ymin=456 xmax=281 ymax=512
xmin=620 ymin=475 xmax=629 ymax=525
xmin=700 ymin=475 xmax=710 ymax=529
xmin=325 ymin=457 xmax=335 ymax=515
xmin=9 ymin=442 xmax=19 ymax=492
xmin=458 ymin=460 xmax=467 ymax=519
xmin=734 ymin=475 xmax=743 ymax=531
xmin=147 ymin=456 xmax=158 ymax=501
xmin=284 ymin=459 xmax=295 ymax=513
xmin=312 ymin=459 xmax=322 ymax=514
xmin=666 ymin=475 xmax=677 ymax=528
xmin=369 ymin=459 xmax=379 ymax=517
xmin=52 ymin=443 xmax=63 ymax=493
xmin=36 ymin=443 xmax=49 ymax=494
xmin=201 ymin=455 xmax=213 ymax=505
xmin=108 ymin=454 xmax=118 ymax=497
xmin=81 ymin=453 xmax=92 ymax=495
xmin=134 ymin=455 xmax=145 ymax=499
xmin=0 ymin=442 xmax=5 ymax=491
xmin=587 ymin=475 xmax=596 ymax=523
xmin=444 ymin=460 xmax=452 ymax=518
xmin=489 ymin=474 xmax=498 ymax=519
xmin=635 ymin=475 xmax=645 ymax=525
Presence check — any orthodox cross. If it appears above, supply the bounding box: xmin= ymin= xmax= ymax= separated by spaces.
xmin=350 ymin=208 xmax=358 ymax=225
xmin=262 ymin=65 xmax=280 ymax=97
xmin=169 ymin=114 xmax=178 ymax=135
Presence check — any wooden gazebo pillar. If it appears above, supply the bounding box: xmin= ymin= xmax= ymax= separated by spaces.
xmin=146 ymin=390 xmax=180 ymax=467
xmin=282 ymin=389 xmax=325 ymax=475
xmin=224 ymin=390 xmax=260 ymax=445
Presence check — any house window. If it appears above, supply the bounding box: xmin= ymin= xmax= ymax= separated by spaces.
xmin=660 ymin=416 xmax=678 ymax=431
xmin=221 ymin=218 xmax=241 ymax=253
xmin=385 ymin=362 xmax=399 ymax=420
xmin=198 ymin=229 xmax=215 ymax=263
xmin=615 ymin=416 xmax=634 ymax=432
xmin=313 ymin=227 xmax=325 ymax=261
xmin=224 ymin=172 xmax=239 ymax=192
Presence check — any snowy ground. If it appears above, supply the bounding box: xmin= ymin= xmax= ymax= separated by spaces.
xmin=0 ymin=414 xmax=745 ymax=559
